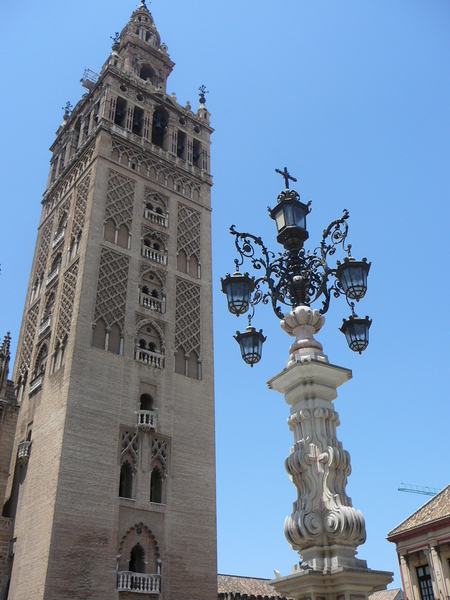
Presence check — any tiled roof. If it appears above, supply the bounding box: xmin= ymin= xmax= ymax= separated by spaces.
xmin=218 ymin=574 xmax=284 ymax=598
xmin=369 ymin=588 xmax=403 ymax=600
xmin=388 ymin=484 xmax=450 ymax=538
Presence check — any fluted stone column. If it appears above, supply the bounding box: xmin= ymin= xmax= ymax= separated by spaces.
xmin=268 ymin=305 xmax=392 ymax=600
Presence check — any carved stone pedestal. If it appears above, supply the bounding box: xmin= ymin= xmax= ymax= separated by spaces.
xmin=267 ymin=306 xmax=392 ymax=599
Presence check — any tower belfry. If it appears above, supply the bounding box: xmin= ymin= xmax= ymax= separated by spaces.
xmin=6 ymin=4 xmax=216 ymax=599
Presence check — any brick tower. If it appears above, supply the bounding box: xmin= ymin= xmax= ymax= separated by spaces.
xmin=5 ymin=2 xmax=216 ymax=598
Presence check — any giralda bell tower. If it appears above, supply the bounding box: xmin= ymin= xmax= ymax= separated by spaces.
xmin=6 ymin=3 xmax=216 ymax=598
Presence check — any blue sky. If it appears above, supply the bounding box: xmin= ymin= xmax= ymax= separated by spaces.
xmin=2 ymin=0 xmax=450 ymax=588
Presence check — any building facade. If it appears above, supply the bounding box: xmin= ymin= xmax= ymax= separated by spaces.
xmin=4 ymin=2 xmax=216 ymax=598
xmin=388 ymin=485 xmax=450 ymax=600
xmin=0 ymin=334 xmax=19 ymax=600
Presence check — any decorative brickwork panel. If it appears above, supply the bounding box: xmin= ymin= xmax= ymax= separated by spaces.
xmin=55 ymin=260 xmax=79 ymax=343
xmin=17 ymin=302 xmax=40 ymax=377
xmin=111 ymin=137 xmax=202 ymax=198
xmin=177 ymin=204 xmax=201 ymax=261
xmin=58 ymin=194 xmax=72 ymax=222
xmin=121 ymin=431 xmax=138 ymax=469
xmin=45 ymin=145 xmax=94 ymax=214
xmin=175 ymin=279 xmax=200 ymax=357
xmin=105 ymin=170 xmax=135 ymax=229
xmin=151 ymin=437 xmax=168 ymax=475
xmin=72 ymin=170 xmax=91 ymax=240
xmin=94 ymin=249 xmax=130 ymax=331
xmin=36 ymin=216 xmax=55 ymax=278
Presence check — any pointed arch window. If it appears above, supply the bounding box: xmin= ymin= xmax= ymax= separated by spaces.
xmin=150 ymin=467 xmax=163 ymax=504
xmin=119 ymin=460 xmax=134 ymax=499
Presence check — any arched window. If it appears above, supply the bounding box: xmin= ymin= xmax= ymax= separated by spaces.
xmin=119 ymin=461 xmax=133 ymax=499
xmin=114 ymin=97 xmax=127 ymax=127
xmin=188 ymin=254 xmax=199 ymax=279
xmin=140 ymin=394 xmax=153 ymax=411
xmin=109 ymin=323 xmax=121 ymax=355
xmin=187 ymin=351 xmax=199 ymax=380
xmin=117 ymin=224 xmax=129 ymax=249
xmin=35 ymin=344 xmax=48 ymax=375
xmin=177 ymin=250 xmax=187 ymax=274
xmin=150 ymin=467 xmax=163 ymax=504
xmin=174 ymin=347 xmax=186 ymax=375
xmin=129 ymin=543 xmax=146 ymax=573
xmin=50 ymin=253 xmax=62 ymax=273
xmin=151 ymin=108 xmax=168 ymax=148
xmin=135 ymin=325 xmax=164 ymax=368
xmin=92 ymin=318 xmax=107 ymax=350
xmin=44 ymin=292 xmax=55 ymax=318
xmin=139 ymin=64 xmax=155 ymax=83
xmin=104 ymin=218 xmax=116 ymax=243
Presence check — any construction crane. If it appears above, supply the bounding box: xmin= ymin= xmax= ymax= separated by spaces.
xmin=398 ymin=483 xmax=441 ymax=497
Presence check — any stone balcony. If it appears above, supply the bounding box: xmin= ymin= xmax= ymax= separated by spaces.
xmin=135 ymin=348 xmax=164 ymax=369
xmin=144 ymin=207 xmax=168 ymax=228
xmin=29 ymin=373 xmax=43 ymax=395
xmin=117 ymin=572 xmax=161 ymax=594
xmin=139 ymin=292 xmax=164 ymax=313
xmin=136 ymin=410 xmax=157 ymax=432
xmin=17 ymin=440 xmax=32 ymax=466
xmin=38 ymin=314 xmax=52 ymax=337
xmin=46 ymin=265 xmax=60 ymax=287
xmin=141 ymin=247 xmax=167 ymax=265
xmin=52 ymin=227 xmax=66 ymax=249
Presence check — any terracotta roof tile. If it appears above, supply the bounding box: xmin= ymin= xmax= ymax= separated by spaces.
xmin=388 ymin=484 xmax=450 ymax=538
xmin=218 ymin=574 xmax=284 ymax=598
xmin=369 ymin=588 xmax=403 ymax=600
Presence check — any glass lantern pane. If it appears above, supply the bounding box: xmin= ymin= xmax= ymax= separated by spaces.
xmin=292 ymin=204 xmax=306 ymax=229
xmin=275 ymin=209 xmax=285 ymax=232
xmin=226 ymin=280 xmax=250 ymax=315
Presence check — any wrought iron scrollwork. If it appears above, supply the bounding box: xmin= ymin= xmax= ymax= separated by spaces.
xmin=230 ymin=207 xmax=355 ymax=320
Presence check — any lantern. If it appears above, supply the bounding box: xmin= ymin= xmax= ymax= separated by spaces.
xmin=336 ymin=257 xmax=371 ymax=301
xmin=269 ymin=190 xmax=310 ymax=250
xmin=221 ymin=271 xmax=255 ymax=316
xmin=234 ymin=326 xmax=266 ymax=366
xmin=340 ymin=314 xmax=372 ymax=354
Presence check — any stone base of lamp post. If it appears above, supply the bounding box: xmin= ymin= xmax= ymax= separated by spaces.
xmin=268 ymin=306 xmax=392 ymax=598
xmin=270 ymin=565 xmax=393 ymax=600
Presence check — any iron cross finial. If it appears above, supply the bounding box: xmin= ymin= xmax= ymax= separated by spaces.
xmin=275 ymin=167 xmax=297 ymax=190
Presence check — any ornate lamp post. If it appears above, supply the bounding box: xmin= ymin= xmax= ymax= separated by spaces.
xmin=221 ymin=170 xmax=392 ymax=599
xmin=221 ymin=167 xmax=372 ymax=366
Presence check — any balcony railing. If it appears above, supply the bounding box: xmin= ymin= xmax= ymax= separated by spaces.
xmin=139 ymin=292 xmax=163 ymax=313
xmin=38 ymin=314 xmax=52 ymax=337
xmin=141 ymin=246 xmax=167 ymax=265
xmin=136 ymin=410 xmax=157 ymax=431
xmin=46 ymin=265 xmax=60 ymax=286
xmin=52 ymin=228 xmax=66 ymax=249
xmin=17 ymin=440 xmax=32 ymax=466
xmin=144 ymin=207 xmax=169 ymax=228
xmin=135 ymin=348 xmax=164 ymax=369
xmin=117 ymin=572 xmax=161 ymax=594
xmin=29 ymin=374 xmax=44 ymax=395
